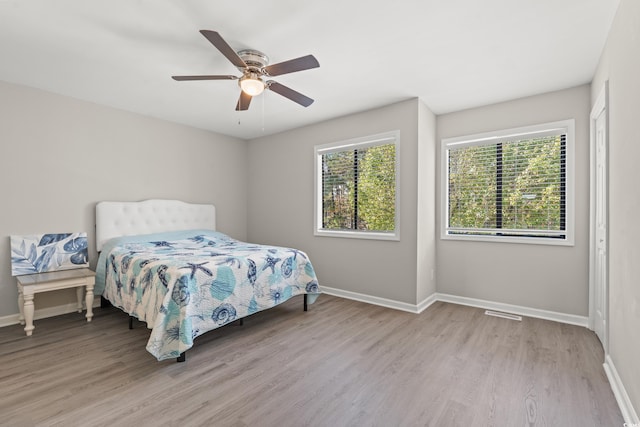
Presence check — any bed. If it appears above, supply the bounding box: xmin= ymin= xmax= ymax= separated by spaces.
xmin=94 ymin=199 xmax=320 ymax=362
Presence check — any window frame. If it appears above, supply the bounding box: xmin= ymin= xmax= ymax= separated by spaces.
xmin=441 ymin=119 xmax=575 ymax=246
xmin=314 ymin=130 xmax=400 ymax=241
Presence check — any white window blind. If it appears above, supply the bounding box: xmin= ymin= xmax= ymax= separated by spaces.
xmin=442 ymin=120 xmax=574 ymax=244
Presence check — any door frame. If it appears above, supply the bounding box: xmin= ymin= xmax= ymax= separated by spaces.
xmin=589 ymin=81 xmax=609 ymax=354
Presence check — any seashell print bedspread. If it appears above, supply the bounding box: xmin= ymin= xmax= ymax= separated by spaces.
xmin=95 ymin=230 xmax=320 ymax=360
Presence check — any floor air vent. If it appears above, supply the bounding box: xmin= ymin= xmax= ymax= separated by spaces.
xmin=484 ymin=310 xmax=522 ymax=321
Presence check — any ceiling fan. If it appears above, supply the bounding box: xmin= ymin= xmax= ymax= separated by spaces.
xmin=172 ymin=30 xmax=320 ymax=111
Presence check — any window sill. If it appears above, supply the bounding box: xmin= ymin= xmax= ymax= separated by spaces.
xmin=315 ymin=229 xmax=400 ymax=241
xmin=441 ymin=233 xmax=574 ymax=246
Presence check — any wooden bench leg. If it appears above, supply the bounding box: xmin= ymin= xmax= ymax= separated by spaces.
xmin=85 ymin=284 xmax=94 ymax=322
xmin=17 ymin=286 xmax=25 ymax=326
xmin=23 ymin=294 xmax=35 ymax=336
xmin=76 ymin=287 xmax=84 ymax=313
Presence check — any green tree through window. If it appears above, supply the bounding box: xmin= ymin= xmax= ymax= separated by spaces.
xmin=316 ymin=132 xmax=398 ymax=239
xmin=443 ymin=120 xmax=573 ymax=243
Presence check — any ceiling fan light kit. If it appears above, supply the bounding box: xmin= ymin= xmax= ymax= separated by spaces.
xmin=172 ymin=30 xmax=319 ymax=111
xmin=239 ymin=73 xmax=265 ymax=96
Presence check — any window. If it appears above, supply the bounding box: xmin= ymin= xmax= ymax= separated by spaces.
xmin=442 ymin=120 xmax=574 ymax=245
xmin=315 ymin=131 xmax=400 ymax=240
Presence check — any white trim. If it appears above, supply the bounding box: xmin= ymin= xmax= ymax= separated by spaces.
xmin=441 ymin=232 xmax=573 ymax=246
xmin=0 ymin=314 xmax=22 ymax=328
xmin=320 ymin=286 xmax=437 ymax=314
xmin=443 ymin=125 xmax=571 ymax=148
xmin=314 ymin=130 xmax=401 ymax=241
xmin=588 ymin=81 xmax=609 ymax=355
xmin=0 ymin=299 xmax=101 ymax=328
xmin=416 ymin=293 xmax=438 ymax=313
xmin=315 ymin=133 xmax=398 ymax=154
xmin=314 ymin=229 xmax=400 ymax=241
xmin=441 ymin=119 xmax=575 ymax=246
xmin=320 ymin=287 xmax=587 ymax=326
xmin=603 ymin=354 xmax=640 ymax=424
xmin=435 ymin=293 xmax=588 ymax=327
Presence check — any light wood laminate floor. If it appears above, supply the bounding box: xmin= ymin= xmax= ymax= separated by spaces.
xmin=0 ymin=295 xmax=623 ymax=426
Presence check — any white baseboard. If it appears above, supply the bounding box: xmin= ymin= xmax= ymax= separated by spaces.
xmin=321 ymin=286 xmax=437 ymax=314
xmin=0 ymin=299 xmax=101 ymax=328
xmin=417 ymin=293 xmax=438 ymax=313
xmin=321 ymin=287 xmax=588 ymax=327
xmin=604 ymin=354 xmax=640 ymax=424
xmin=435 ymin=293 xmax=589 ymax=327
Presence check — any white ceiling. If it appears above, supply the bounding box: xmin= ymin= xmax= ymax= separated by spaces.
xmin=0 ymin=0 xmax=620 ymax=140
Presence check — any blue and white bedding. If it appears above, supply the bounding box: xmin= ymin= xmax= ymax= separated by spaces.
xmin=95 ymin=230 xmax=320 ymax=361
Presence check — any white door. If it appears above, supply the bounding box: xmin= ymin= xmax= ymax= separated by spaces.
xmin=590 ymin=84 xmax=608 ymax=350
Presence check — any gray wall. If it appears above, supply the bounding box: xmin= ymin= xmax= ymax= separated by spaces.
xmin=0 ymin=81 xmax=248 ymax=319
xmin=436 ymin=85 xmax=591 ymax=316
xmin=247 ymin=98 xmax=437 ymax=306
xmin=591 ymin=0 xmax=640 ymax=415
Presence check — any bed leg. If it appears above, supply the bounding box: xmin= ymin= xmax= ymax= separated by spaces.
xmin=239 ymin=318 xmax=244 ymax=326
xmin=129 ymin=316 xmax=133 ymax=330
xmin=100 ymin=296 xmax=112 ymax=308
xmin=304 ymin=294 xmax=308 ymax=312
xmin=177 ymin=352 xmax=186 ymax=363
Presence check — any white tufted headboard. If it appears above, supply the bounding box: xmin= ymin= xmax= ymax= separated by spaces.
xmin=95 ymin=199 xmax=216 ymax=251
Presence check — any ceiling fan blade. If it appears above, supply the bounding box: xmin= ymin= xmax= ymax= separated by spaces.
xmin=267 ymin=81 xmax=314 ymax=107
xmin=236 ymin=91 xmax=252 ymax=111
xmin=172 ymin=75 xmax=238 ymax=81
xmin=200 ymin=30 xmax=247 ymax=69
xmin=263 ymin=54 xmax=319 ymax=76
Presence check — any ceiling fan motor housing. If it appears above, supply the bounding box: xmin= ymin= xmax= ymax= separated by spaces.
xmin=237 ymin=49 xmax=269 ymax=72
